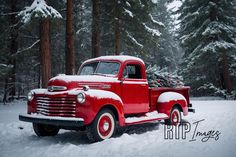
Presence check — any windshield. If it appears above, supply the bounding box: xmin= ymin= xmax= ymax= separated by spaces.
xmin=79 ymin=61 xmax=120 ymax=76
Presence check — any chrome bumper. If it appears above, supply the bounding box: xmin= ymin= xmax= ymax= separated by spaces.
xmin=19 ymin=114 xmax=84 ymax=127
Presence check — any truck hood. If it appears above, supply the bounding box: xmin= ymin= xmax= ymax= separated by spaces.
xmin=48 ymin=75 xmax=119 ymax=90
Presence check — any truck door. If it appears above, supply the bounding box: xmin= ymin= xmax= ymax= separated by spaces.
xmin=121 ymin=63 xmax=149 ymax=114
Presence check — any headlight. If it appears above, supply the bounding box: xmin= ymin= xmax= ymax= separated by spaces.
xmin=77 ymin=93 xmax=85 ymax=103
xmin=27 ymin=91 xmax=34 ymax=101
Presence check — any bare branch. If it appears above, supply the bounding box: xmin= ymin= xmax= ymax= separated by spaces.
xmin=14 ymin=39 xmax=40 ymax=55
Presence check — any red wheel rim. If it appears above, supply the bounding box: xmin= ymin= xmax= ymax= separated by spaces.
xmin=171 ymin=110 xmax=179 ymax=126
xmin=98 ymin=115 xmax=112 ymax=137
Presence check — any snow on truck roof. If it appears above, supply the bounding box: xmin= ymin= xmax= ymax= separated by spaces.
xmin=84 ymin=55 xmax=144 ymax=64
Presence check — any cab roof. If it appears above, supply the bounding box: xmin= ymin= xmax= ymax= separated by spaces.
xmin=84 ymin=55 xmax=144 ymax=64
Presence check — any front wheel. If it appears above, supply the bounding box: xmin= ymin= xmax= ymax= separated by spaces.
xmin=33 ymin=123 xmax=59 ymax=137
xmin=86 ymin=109 xmax=116 ymax=142
xmin=165 ymin=107 xmax=182 ymax=125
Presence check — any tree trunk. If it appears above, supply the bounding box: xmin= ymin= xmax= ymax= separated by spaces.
xmin=40 ymin=18 xmax=51 ymax=88
xmin=114 ymin=2 xmax=121 ymax=55
xmin=92 ymin=0 xmax=100 ymax=58
xmin=221 ymin=52 xmax=233 ymax=94
xmin=65 ymin=0 xmax=75 ymax=75
xmin=114 ymin=18 xmax=121 ymax=55
xmin=209 ymin=3 xmax=233 ymax=94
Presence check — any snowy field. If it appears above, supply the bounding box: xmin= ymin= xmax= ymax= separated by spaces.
xmin=0 ymin=100 xmax=236 ymax=157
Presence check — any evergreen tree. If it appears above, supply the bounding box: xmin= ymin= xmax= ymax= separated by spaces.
xmin=151 ymin=0 xmax=181 ymax=71
xmin=18 ymin=0 xmax=62 ymax=88
xmin=177 ymin=0 xmax=236 ymax=97
xmin=100 ymin=0 xmax=163 ymax=62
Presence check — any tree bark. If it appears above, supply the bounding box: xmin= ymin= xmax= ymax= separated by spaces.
xmin=114 ymin=2 xmax=121 ymax=55
xmin=65 ymin=0 xmax=75 ymax=75
xmin=209 ymin=2 xmax=233 ymax=94
xmin=114 ymin=18 xmax=121 ymax=55
xmin=40 ymin=17 xmax=51 ymax=88
xmin=221 ymin=52 xmax=233 ymax=94
xmin=92 ymin=0 xmax=100 ymax=58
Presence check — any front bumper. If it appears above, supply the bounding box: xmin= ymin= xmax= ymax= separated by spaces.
xmin=19 ymin=114 xmax=84 ymax=127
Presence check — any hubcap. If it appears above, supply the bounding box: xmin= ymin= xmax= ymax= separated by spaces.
xmin=171 ymin=110 xmax=179 ymax=125
xmin=97 ymin=114 xmax=114 ymax=138
xmin=103 ymin=122 xmax=109 ymax=131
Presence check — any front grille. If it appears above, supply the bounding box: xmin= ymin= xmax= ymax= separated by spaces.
xmin=36 ymin=96 xmax=76 ymax=117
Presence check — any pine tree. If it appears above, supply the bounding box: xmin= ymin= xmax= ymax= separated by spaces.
xmin=18 ymin=0 xmax=62 ymax=88
xmin=1 ymin=0 xmax=19 ymax=102
xmin=177 ymin=0 xmax=236 ymax=97
xmin=100 ymin=0 xmax=163 ymax=60
xmin=151 ymin=0 xmax=181 ymax=71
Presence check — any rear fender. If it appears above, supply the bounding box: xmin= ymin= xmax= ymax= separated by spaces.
xmin=156 ymin=92 xmax=188 ymax=117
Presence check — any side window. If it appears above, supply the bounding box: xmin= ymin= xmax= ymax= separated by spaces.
xmin=123 ymin=64 xmax=142 ymax=79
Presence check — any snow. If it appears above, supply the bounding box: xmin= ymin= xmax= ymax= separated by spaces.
xmin=157 ymin=92 xmax=186 ymax=103
xmin=1 ymin=100 xmax=236 ymax=157
xmin=50 ymin=75 xmax=120 ymax=83
xmin=18 ymin=0 xmax=62 ymax=24
xmin=127 ymin=32 xmax=144 ymax=48
xmin=84 ymin=55 xmax=144 ymax=64
xmin=124 ymin=9 xmax=133 ymax=18
xmin=125 ymin=111 xmax=168 ymax=123
xmin=86 ymin=90 xmax=122 ymax=102
xmin=143 ymin=23 xmax=161 ymax=37
xmin=126 ymin=2 xmax=131 ymax=7
xmin=149 ymin=14 xmax=165 ymax=27
xmin=167 ymin=0 xmax=182 ymax=11
xmin=67 ymin=89 xmax=81 ymax=95
xmin=201 ymin=41 xmax=236 ymax=52
xmin=32 ymin=88 xmax=47 ymax=94
xmin=151 ymin=0 xmax=158 ymax=4
xmin=30 ymin=88 xmax=122 ymax=101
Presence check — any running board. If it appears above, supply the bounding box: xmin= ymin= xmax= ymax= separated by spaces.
xmin=125 ymin=111 xmax=168 ymax=125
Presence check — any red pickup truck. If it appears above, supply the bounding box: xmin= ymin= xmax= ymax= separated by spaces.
xmin=19 ymin=55 xmax=194 ymax=142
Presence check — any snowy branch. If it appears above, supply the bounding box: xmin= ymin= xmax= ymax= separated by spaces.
xmin=126 ymin=32 xmax=143 ymax=48
xmin=124 ymin=8 xmax=133 ymax=18
xmin=143 ymin=23 xmax=161 ymax=37
xmin=149 ymin=14 xmax=165 ymax=27
xmin=18 ymin=0 xmax=62 ymax=24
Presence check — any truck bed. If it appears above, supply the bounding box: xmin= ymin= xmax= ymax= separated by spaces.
xmin=149 ymin=86 xmax=190 ymax=111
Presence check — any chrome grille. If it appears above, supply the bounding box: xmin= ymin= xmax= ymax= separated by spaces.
xmin=36 ymin=96 xmax=76 ymax=117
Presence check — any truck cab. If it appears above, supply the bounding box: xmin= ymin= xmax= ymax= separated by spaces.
xmin=19 ymin=55 xmax=194 ymax=142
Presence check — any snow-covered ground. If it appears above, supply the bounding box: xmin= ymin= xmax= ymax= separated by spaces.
xmin=0 ymin=100 xmax=236 ymax=157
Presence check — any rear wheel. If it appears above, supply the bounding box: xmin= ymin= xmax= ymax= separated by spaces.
xmin=165 ymin=107 xmax=182 ymax=125
xmin=86 ymin=109 xmax=116 ymax=142
xmin=33 ymin=123 xmax=59 ymax=136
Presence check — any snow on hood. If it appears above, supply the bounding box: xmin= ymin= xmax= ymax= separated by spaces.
xmin=49 ymin=75 xmax=119 ymax=83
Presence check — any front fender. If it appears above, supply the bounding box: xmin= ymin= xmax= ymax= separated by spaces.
xmin=76 ymin=89 xmax=125 ymax=126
